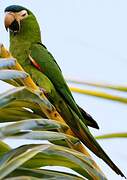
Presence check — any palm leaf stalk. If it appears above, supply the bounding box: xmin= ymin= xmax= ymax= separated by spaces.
xmin=96 ymin=132 xmax=127 ymax=140
xmin=67 ymin=79 xmax=127 ymax=92
xmin=70 ymin=87 xmax=127 ymax=104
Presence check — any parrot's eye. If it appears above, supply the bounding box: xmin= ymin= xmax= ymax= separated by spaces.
xmin=22 ymin=13 xmax=26 ymax=17
xmin=20 ymin=10 xmax=28 ymax=18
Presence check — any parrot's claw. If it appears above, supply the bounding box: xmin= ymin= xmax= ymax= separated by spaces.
xmin=39 ymin=87 xmax=48 ymax=97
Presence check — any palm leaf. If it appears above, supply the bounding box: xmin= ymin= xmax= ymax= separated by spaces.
xmin=0 ymin=119 xmax=69 ymax=138
xmin=0 ymin=107 xmax=42 ymax=122
xmin=6 ymin=167 xmax=83 ymax=180
xmin=0 ymin=141 xmax=11 ymax=157
xmin=96 ymin=132 xmax=127 ymax=139
xmin=0 ymin=70 xmax=28 ymax=80
xmin=70 ymin=87 xmax=127 ymax=104
xmin=0 ymin=58 xmax=16 ymax=68
xmin=0 ymin=86 xmax=53 ymax=112
xmin=0 ymin=144 xmax=106 ymax=180
xmin=5 ymin=176 xmax=40 ymax=180
xmin=67 ymin=79 xmax=127 ymax=92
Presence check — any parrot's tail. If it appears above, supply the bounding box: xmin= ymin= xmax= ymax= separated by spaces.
xmin=69 ymin=108 xmax=126 ymax=178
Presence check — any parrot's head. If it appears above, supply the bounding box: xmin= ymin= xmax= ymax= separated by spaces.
xmin=4 ymin=5 xmax=30 ymax=33
xmin=4 ymin=5 xmax=41 ymax=41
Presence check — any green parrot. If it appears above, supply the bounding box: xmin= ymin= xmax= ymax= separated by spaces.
xmin=4 ymin=5 xmax=125 ymax=178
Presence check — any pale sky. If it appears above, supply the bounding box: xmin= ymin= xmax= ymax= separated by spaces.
xmin=0 ymin=1 xmax=127 ymax=179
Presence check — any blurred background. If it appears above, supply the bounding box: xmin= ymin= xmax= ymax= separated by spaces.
xmin=0 ymin=0 xmax=127 ymax=179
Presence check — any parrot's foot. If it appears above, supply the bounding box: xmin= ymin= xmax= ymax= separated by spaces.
xmin=39 ymin=87 xmax=48 ymax=97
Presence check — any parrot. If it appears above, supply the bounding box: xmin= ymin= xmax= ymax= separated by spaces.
xmin=4 ymin=5 xmax=125 ymax=178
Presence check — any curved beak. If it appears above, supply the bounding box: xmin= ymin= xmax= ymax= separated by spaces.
xmin=4 ymin=12 xmax=20 ymax=32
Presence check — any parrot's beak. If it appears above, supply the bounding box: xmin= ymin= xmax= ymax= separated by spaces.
xmin=4 ymin=12 xmax=20 ymax=32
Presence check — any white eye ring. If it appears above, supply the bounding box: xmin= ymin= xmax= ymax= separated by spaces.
xmin=20 ymin=10 xmax=28 ymax=18
xmin=22 ymin=13 xmax=26 ymax=17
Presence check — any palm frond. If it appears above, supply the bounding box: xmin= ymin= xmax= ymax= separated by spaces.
xmin=70 ymin=87 xmax=127 ymax=104
xmin=96 ymin=132 xmax=127 ymax=139
xmin=67 ymin=79 xmax=127 ymax=92
xmin=0 ymin=44 xmax=106 ymax=179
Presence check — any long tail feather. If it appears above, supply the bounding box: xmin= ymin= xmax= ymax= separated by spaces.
xmin=68 ymin=108 xmax=126 ymax=178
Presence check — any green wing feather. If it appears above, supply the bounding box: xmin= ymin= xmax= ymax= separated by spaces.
xmin=30 ymin=43 xmax=91 ymax=123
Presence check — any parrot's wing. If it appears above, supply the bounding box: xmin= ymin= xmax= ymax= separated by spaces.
xmin=29 ymin=43 xmax=100 ymax=129
xmin=28 ymin=43 xmax=125 ymax=177
xmin=77 ymin=105 xmax=99 ymax=129
xmin=29 ymin=43 xmax=91 ymax=123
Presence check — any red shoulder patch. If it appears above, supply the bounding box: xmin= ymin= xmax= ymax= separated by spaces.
xmin=29 ymin=55 xmax=43 ymax=72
